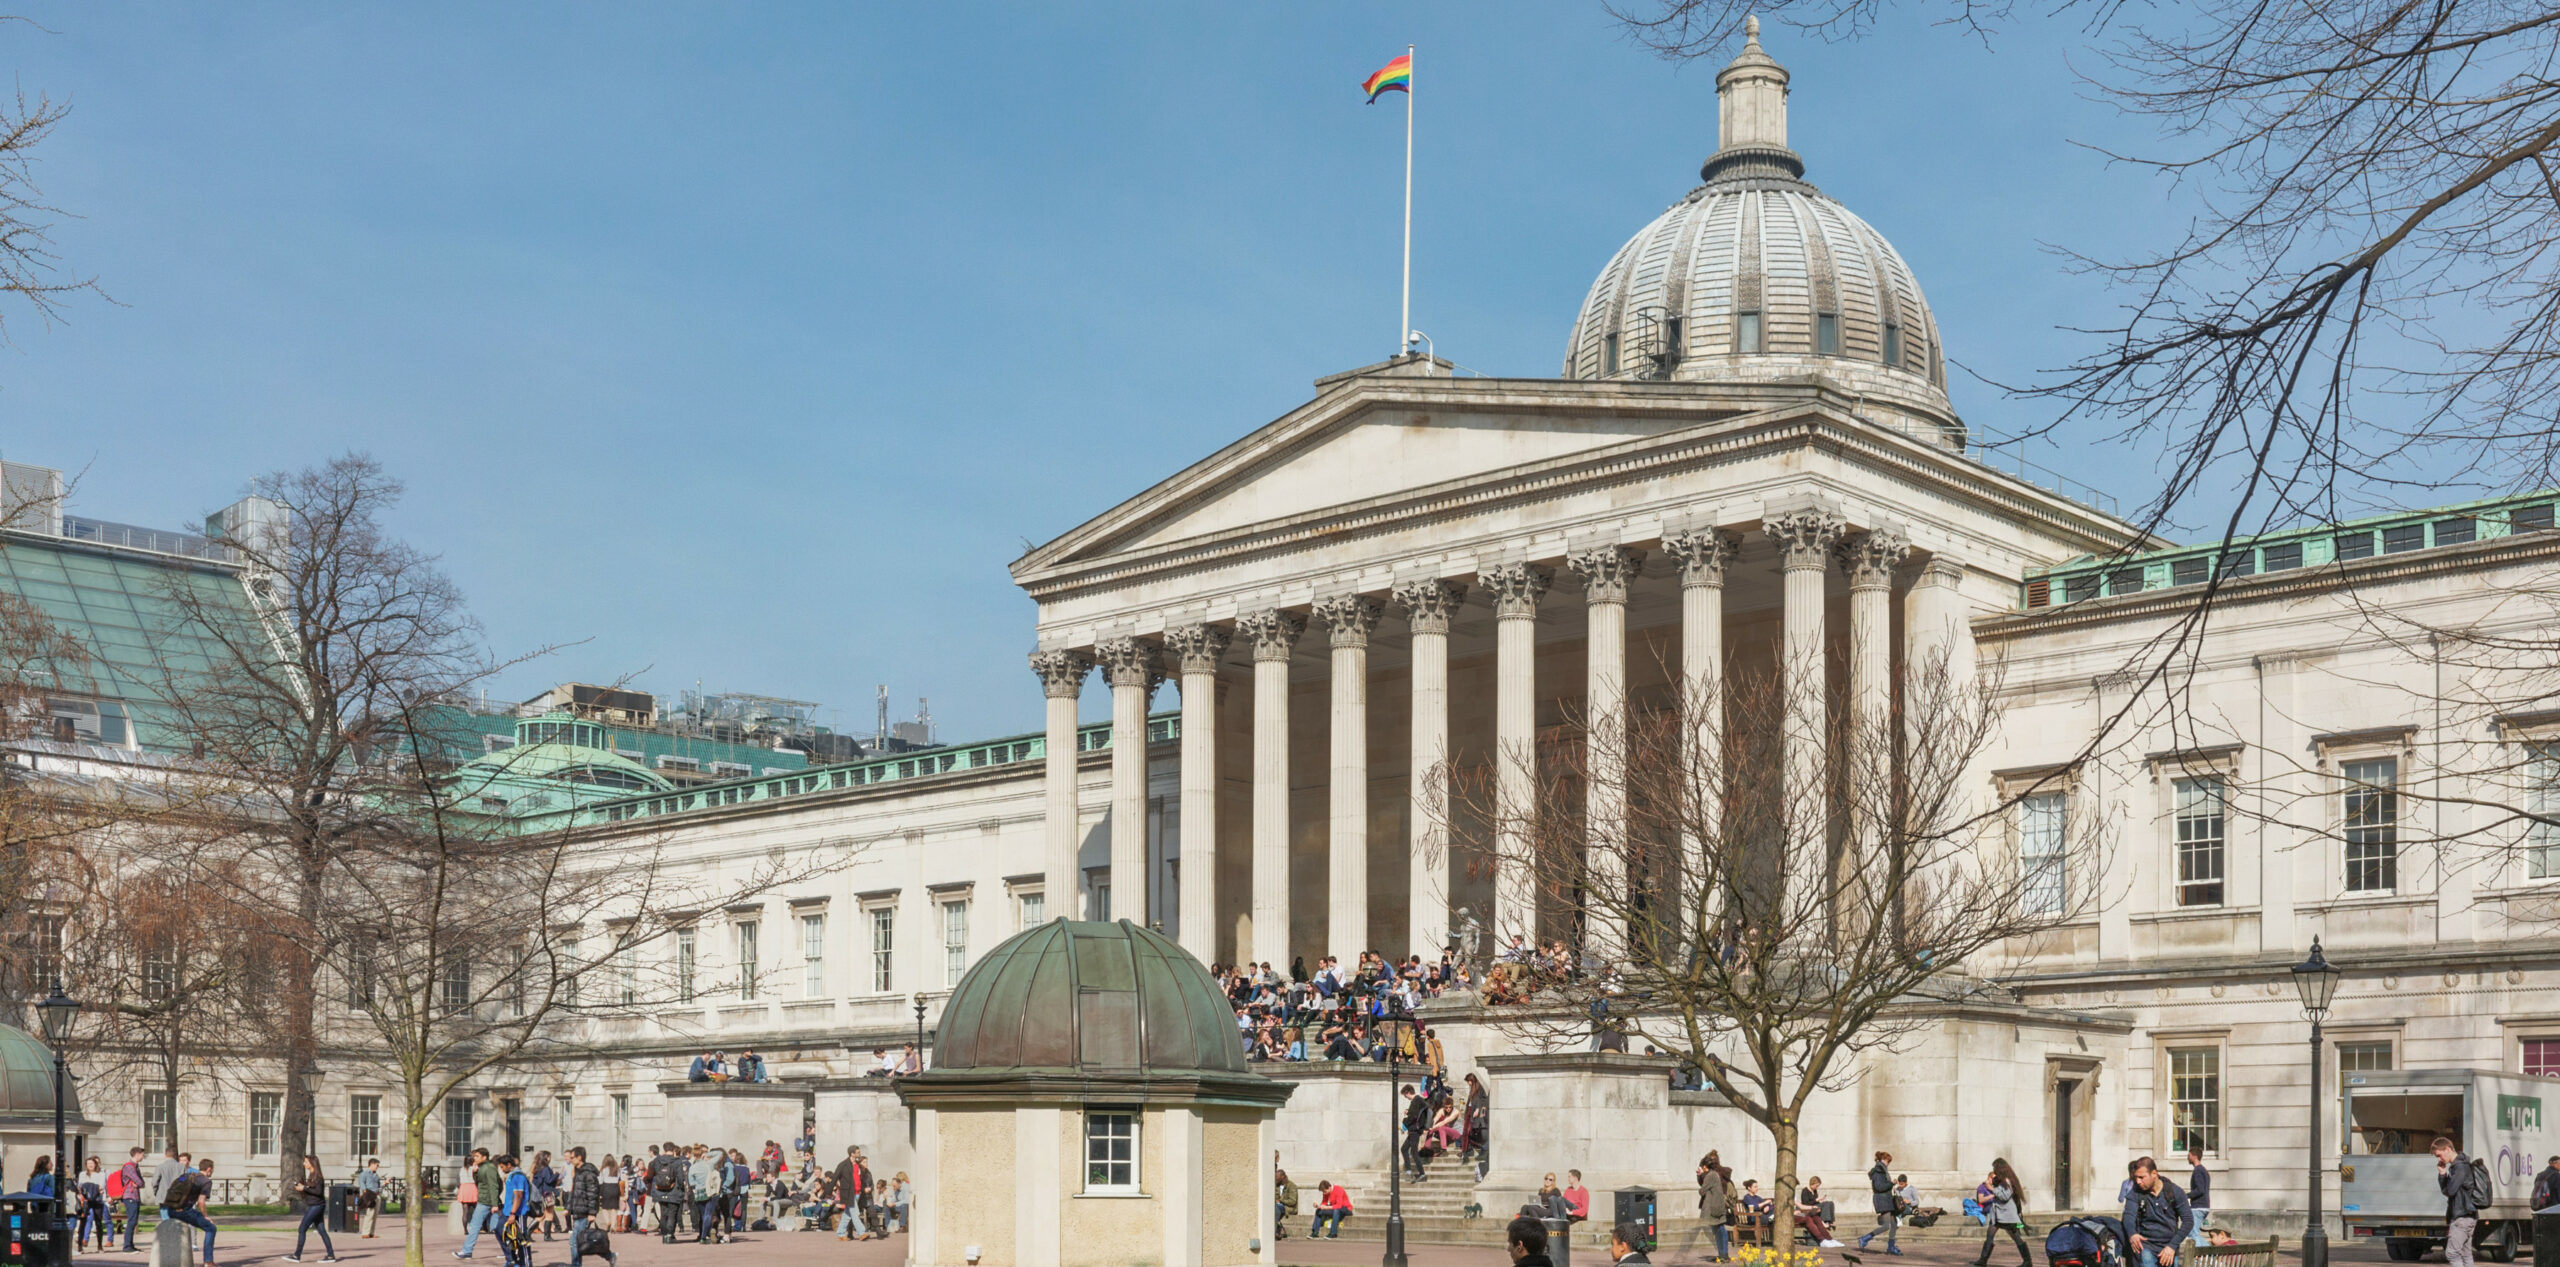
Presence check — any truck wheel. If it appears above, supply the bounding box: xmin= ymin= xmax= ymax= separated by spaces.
xmin=2385 ymin=1238 xmax=2426 ymax=1261
xmin=2483 ymin=1223 xmax=2519 ymax=1264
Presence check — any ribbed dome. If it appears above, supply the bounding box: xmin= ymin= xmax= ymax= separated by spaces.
xmin=1562 ymin=19 xmax=1958 ymax=446
xmin=932 ymin=919 xmax=1245 ymax=1076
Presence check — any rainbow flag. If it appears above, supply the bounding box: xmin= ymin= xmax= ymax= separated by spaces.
xmin=1362 ymin=54 xmax=1411 ymax=103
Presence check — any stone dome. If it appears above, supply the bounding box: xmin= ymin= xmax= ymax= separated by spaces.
xmin=1562 ymin=18 xmax=1959 ymax=445
xmin=932 ymin=919 xmax=1247 ymax=1078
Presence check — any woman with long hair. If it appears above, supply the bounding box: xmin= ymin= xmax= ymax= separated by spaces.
xmin=1969 ymin=1158 xmax=2033 ymax=1267
xmin=74 ymin=1155 xmax=105 ymax=1251
xmin=284 ymin=1154 xmax=338 ymax=1263
xmin=24 ymin=1154 xmax=51 ymax=1199
xmin=1696 ymin=1151 xmax=1737 ymax=1263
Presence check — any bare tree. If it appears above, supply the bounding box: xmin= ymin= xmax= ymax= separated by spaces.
xmin=71 ymin=861 xmax=266 ymax=1153
xmin=1440 ymin=656 xmax=2099 ymax=1243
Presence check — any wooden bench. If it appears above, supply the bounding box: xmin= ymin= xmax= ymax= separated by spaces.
xmin=2184 ymin=1235 xmax=2281 ymax=1267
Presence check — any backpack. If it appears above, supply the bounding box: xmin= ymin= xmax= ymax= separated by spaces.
xmin=159 ymin=1172 xmax=198 ymax=1212
xmin=104 ymin=1169 xmax=125 ymax=1201
xmin=2466 ymin=1160 xmax=2494 ymax=1211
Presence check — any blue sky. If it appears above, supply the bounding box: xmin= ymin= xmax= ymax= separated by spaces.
xmin=0 ymin=3 xmax=2172 ymax=741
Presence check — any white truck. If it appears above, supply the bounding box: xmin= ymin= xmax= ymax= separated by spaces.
xmin=2340 ymin=1068 xmax=2560 ymax=1262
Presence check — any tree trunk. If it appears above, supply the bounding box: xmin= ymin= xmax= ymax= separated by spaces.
xmin=402 ymin=1088 xmax=429 ymax=1267
xmin=279 ymin=869 xmax=323 ymax=1188
xmin=1772 ymin=1116 xmax=1801 ymax=1250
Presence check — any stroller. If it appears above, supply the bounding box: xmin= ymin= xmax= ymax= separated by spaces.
xmin=2045 ymin=1215 xmax=2130 ymax=1267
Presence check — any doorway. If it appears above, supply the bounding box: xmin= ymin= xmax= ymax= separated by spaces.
xmin=503 ymin=1098 xmax=523 ymax=1158
xmin=2053 ymin=1079 xmax=2080 ymax=1210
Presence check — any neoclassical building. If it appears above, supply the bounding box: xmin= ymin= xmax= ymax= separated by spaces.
xmin=21 ymin=23 xmax=2560 ymax=1235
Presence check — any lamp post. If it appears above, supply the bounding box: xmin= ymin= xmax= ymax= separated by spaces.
xmin=297 ymin=1066 xmax=324 ymax=1160
xmin=910 ymin=993 xmax=928 ymax=1073
xmin=36 ymin=982 xmax=78 ymax=1267
xmin=2292 ymin=938 xmax=2343 ymax=1267
xmin=1380 ymin=1008 xmax=1412 ymax=1267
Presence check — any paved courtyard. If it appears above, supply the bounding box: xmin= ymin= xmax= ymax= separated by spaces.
xmin=63 ymin=1213 xmax=2452 ymax=1267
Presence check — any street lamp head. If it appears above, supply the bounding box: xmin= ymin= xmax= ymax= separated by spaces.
xmin=34 ymin=982 xmax=76 ymax=1044
xmin=2292 ymin=936 xmax=2342 ymax=1019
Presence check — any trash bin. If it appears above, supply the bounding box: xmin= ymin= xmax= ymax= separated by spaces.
xmin=1613 ymin=1188 xmax=1657 ymax=1252
xmin=1544 ymin=1215 xmax=1572 ymax=1267
xmin=0 ymin=1197 xmax=67 ymax=1267
xmin=2537 ymin=1212 xmax=2560 ymax=1266
xmin=328 ymin=1184 xmax=360 ymax=1233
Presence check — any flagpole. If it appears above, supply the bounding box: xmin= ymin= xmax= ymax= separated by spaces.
xmin=1400 ymin=43 xmax=1414 ymax=358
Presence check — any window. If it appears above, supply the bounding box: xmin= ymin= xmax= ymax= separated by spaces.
xmin=1084 ymin=1111 xmax=1138 ymax=1193
xmin=142 ymin=1091 xmax=176 ymax=1155
xmin=18 ymin=913 xmax=63 ymax=989
xmin=2168 ymin=1047 xmax=2221 ymax=1155
xmin=1883 ymin=322 xmax=1903 ymax=366
xmin=676 ymin=928 xmax=697 ymax=1003
xmin=2344 ymin=758 xmax=2399 ymax=893
xmin=2382 ymin=523 xmax=2426 ymax=554
xmin=2262 ymin=541 xmax=2304 ymax=572
xmin=2335 ymin=531 xmax=2375 ymax=561
xmin=2018 ymin=792 xmax=2067 ymax=915
xmin=1018 ymin=890 xmax=1044 ymax=931
xmin=1603 ymin=332 xmax=1620 ymax=374
xmin=442 ymin=955 xmax=472 ymax=1011
xmin=555 ymin=1095 xmax=574 ymax=1149
xmin=1816 ymin=312 xmax=1839 ymax=355
xmin=2516 ymin=504 xmax=2556 ymax=532
xmin=562 ymin=935 xmax=583 ymax=1006
xmin=443 ymin=1097 xmax=475 ymax=1157
xmin=1665 ymin=316 xmax=1684 ymax=363
xmin=345 ymin=938 xmax=376 ymax=1010
xmin=870 ymin=906 xmax=895 ymax=993
xmin=2530 ymin=748 xmax=2560 ymax=881
xmin=2338 ymin=1041 xmax=2392 ymax=1094
xmin=802 ymin=913 xmax=827 ymax=998
xmin=611 ymin=1094 xmax=630 ymax=1154
xmin=2436 ymin=517 xmax=2476 ymax=546
xmin=250 ymin=1091 xmax=283 ymax=1157
xmin=943 ymin=901 xmax=970 ymax=987
xmin=145 ymin=945 xmax=180 ymax=1002
xmin=1736 ymin=312 xmax=1762 ymax=354
xmin=2174 ymin=777 xmax=2227 ymax=907
xmin=2527 ymin=1038 xmax=2560 ymax=1078
xmin=2171 ymin=557 xmax=2207 ymax=587
xmin=615 ymin=938 xmax=637 ymax=1006
xmin=735 ymin=921 xmax=759 ymax=1001
xmin=2106 ymin=567 xmax=2143 ymax=596
xmin=351 ymin=1095 xmax=382 ymax=1159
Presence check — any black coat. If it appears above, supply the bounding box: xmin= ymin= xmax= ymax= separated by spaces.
xmin=566 ymin=1162 xmax=600 ymax=1218
xmin=1871 ymin=1163 xmax=1896 ymax=1214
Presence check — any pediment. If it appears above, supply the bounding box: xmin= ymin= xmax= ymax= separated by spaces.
xmin=1016 ymin=376 xmax=1780 ymax=581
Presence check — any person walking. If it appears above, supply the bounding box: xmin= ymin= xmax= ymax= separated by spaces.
xmin=2533 ymin=1155 xmax=2560 ymax=1214
xmin=1399 ymin=1085 xmax=1432 ymax=1181
xmin=530 ymin=1152 xmax=560 ymax=1241
xmin=2123 ymin=1156 xmax=2193 ymax=1267
xmin=646 ymin=1141 xmax=688 ymax=1245
xmin=74 ymin=1155 xmax=105 ymax=1252
xmin=1859 ymin=1150 xmax=1902 ymax=1254
xmin=1969 ymin=1158 xmax=2033 ymax=1267
xmin=497 ymin=1156 xmax=534 ymax=1267
xmin=160 ymin=1158 xmax=217 ymax=1267
xmin=1508 ymin=1215 xmax=1556 ymax=1267
xmin=564 ymin=1148 xmax=600 ymax=1267
xmin=2438 ymin=1135 xmax=2488 ymax=1267
xmin=455 ymin=1148 xmax=498 ymax=1259
xmin=356 ymin=1159 xmax=383 ymax=1239
xmin=282 ymin=1154 xmax=339 ymax=1263
xmin=1695 ymin=1152 xmax=1736 ymax=1263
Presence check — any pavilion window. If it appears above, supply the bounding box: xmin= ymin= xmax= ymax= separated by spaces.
xmin=1736 ymin=311 xmax=1762 ymax=354
xmin=1083 ymin=1111 xmax=1139 ymax=1194
xmin=2382 ymin=523 xmax=2426 ymax=554
xmin=2335 ymin=531 xmax=2375 ymax=561
xmin=1816 ymin=312 xmax=1839 ymax=355
xmin=2435 ymin=516 xmax=2476 ymax=546
xmin=2261 ymin=541 xmax=2303 ymax=572
xmin=2515 ymin=503 xmax=2556 ymax=532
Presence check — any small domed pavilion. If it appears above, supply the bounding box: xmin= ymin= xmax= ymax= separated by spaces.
xmin=896 ymin=919 xmax=1290 ymax=1267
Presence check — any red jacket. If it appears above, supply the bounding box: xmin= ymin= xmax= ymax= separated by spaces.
xmin=1564 ymin=1186 xmax=1591 ymax=1218
xmin=1319 ymin=1185 xmax=1353 ymax=1213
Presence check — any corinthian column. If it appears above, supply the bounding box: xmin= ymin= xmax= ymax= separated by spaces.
xmin=1393 ymin=577 xmax=1465 ymax=960
xmin=1660 ymin=527 xmax=1739 ymax=940
xmin=1238 ymin=610 xmax=1303 ymax=968
xmin=1165 ymin=623 xmax=1230 ymax=961
xmin=1312 ymin=593 xmax=1383 ymax=970
xmin=1482 ymin=562 xmax=1551 ymax=950
xmin=1030 ymin=649 xmax=1092 ymax=924
xmin=1567 ymin=545 xmax=1644 ymax=955
xmin=1836 ymin=528 xmax=1908 ymax=940
xmin=1765 ymin=508 xmax=1847 ymax=925
xmin=1095 ymin=636 xmax=1162 ymax=925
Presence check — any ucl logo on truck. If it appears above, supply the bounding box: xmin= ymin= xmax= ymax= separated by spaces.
xmin=2498 ymin=1094 xmax=2543 ymax=1132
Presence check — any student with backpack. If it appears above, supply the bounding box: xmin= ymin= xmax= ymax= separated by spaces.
xmin=2438 ymin=1136 xmax=2491 ymax=1267
xmin=160 ymin=1158 xmax=218 ymax=1267
xmin=115 ymin=1147 xmax=146 ymax=1252
xmin=2123 ymin=1157 xmax=2192 ymax=1267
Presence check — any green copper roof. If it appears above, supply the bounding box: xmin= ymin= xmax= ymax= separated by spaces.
xmin=934 ymin=919 xmax=1245 ymax=1076
xmin=0 ymin=530 xmax=259 ymax=750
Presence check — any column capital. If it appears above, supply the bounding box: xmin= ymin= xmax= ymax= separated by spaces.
xmin=1391 ymin=578 xmax=1468 ymax=636
xmin=1835 ymin=529 xmax=1910 ymax=591
xmin=1766 ymin=508 xmax=1849 ymax=572
xmin=1482 ymin=562 xmax=1552 ymax=620
xmin=1312 ymin=594 xmax=1385 ymax=649
xmin=1661 ymin=529 xmax=1744 ymax=588
xmin=1566 ymin=545 xmax=1646 ymax=605
xmin=1095 ymin=636 xmax=1164 ymax=690
xmin=1162 ymin=623 xmax=1232 ymax=675
xmin=1236 ymin=610 xmax=1306 ymax=663
xmin=1914 ymin=555 xmax=1966 ymax=588
xmin=1029 ymin=649 xmax=1092 ymax=699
